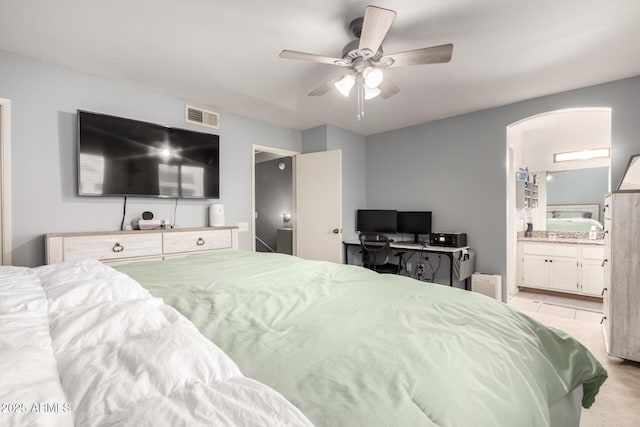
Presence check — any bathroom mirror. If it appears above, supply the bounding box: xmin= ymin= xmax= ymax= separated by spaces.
xmin=535 ymin=167 xmax=609 ymax=232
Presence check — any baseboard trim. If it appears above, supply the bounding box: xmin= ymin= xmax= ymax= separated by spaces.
xmin=518 ymin=286 xmax=603 ymax=302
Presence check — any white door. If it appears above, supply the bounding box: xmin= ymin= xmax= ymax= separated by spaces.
xmin=581 ymin=259 xmax=605 ymax=296
xmin=295 ymin=150 xmax=342 ymax=263
xmin=548 ymin=257 xmax=578 ymax=292
xmin=522 ymin=255 xmax=548 ymax=288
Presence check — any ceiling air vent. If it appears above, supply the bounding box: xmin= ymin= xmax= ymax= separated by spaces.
xmin=185 ymin=105 xmax=219 ymax=129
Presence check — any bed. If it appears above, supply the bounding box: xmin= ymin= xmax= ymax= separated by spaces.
xmin=0 ymin=260 xmax=312 ymax=427
xmin=546 ymin=204 xmax=604 ymax=232
xmin=113 ymin=249 xmax=608 ymax=427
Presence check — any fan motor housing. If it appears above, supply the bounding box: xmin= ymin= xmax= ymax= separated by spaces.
xmin=342 ymin=39 xmax=383 ymax=63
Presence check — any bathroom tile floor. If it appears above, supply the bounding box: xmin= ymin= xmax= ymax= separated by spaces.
xmin=508 ymin=290 xmax=602 ymax=322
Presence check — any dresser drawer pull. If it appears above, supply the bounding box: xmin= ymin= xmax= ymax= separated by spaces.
xmin=196 ymin=237 xmax=205 ymax=246
xmin=112 ymin=243 xmax=125 ymax=253
xmin=601 ymin=287 xmax=608 ymax=296
xmin=600 ymin=316 xmax=607 ymax=324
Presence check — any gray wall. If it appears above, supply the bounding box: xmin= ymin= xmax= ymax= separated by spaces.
xmin=366 ymin=76 xmax=640 ymax=296
xmin=255 ymin=157 xmax=292 ymax=253
xmin=301 ymin=126 xmax=328 ymax=154
xmin=547 ymin=167 xmax=609 ymax=206
xmin=0 ymin=51 xmax=301 ymax=266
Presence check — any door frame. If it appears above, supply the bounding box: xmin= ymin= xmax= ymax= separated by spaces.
xmin=251 ymin=144 xmax=299 ymax=253
xmin=506 ymin=144 xmax=516 ymax=298
xmin=0 ymin=98 xmax=12 ymax=265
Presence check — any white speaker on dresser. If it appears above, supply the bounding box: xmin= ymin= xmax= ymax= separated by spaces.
xmin=208 ymin=203 xmax=225 ymax=226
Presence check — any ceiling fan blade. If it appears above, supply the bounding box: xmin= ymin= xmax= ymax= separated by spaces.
xmin=380 ymin=43 xmax=454 ymax=68
xmin=378 ymin=78 xmax=400 ymax=99
xmin=358 ymin=6 xmax=396 ymax=58
xmin=308 ymin=75 xmax=345 ymax=96
xmin=279 ymin=50 xmax=350 ymax=66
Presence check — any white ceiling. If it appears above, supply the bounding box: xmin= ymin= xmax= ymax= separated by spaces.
xmin=1 ymin=0 xmax=639 ymax=136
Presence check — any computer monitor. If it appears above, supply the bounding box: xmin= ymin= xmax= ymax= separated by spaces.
xmin=397 ymin=211 xmax=432 ymax=243
xmin=356 ymin=210 xmax=397 ymax=234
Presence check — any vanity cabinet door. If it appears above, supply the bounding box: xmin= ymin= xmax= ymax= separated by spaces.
xmin=581 ymin=259 xmax=605 ymax=296
xmin=547 ymin=257 xmax=578 ymax=292
xmin=580 ymin=246 xmax=606 ymax=296
xmin=522 ymin=255 xmax=548 ymax=288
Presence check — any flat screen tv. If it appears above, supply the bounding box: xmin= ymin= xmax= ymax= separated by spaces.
xmin=356 ymin=209 xmax=397 ymax=233
xmin=78 ymin=110 xmax=219 ymax=198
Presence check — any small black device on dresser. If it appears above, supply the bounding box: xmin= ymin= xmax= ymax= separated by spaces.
xmin=429 ymin=232 xmax=467 ymax=247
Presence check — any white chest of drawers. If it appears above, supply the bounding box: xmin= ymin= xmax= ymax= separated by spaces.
xmin=45 ymin=227 xmax=238 ymax=265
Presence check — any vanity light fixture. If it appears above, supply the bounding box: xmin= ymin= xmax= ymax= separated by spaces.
xmin=554 ymin=148 xmax=610 ymax=163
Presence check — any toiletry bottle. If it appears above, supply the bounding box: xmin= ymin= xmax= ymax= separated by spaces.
xmin=525 ymin=223 xmax=533 ymax=237
xmin=589 ymin=225 xmax=597 ymax=240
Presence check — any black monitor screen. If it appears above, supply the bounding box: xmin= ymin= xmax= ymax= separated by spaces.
xmin=356 ymin=209 xmax=397 ymax=233
xmin=397 ymin=211 xmax=432 ymax=235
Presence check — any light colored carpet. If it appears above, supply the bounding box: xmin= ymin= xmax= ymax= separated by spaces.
xmin=509 ymin=293 xmax=640 ymax=426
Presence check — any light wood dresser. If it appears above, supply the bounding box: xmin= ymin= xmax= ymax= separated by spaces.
xmin=45 ymin=226 xmax=238 ymax=265
xmin=602 ymin=191 xmax=640 ymax=362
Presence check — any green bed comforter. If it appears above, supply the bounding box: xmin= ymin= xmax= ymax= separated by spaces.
xmin=117 ymin=250 xmax=606 ymax=427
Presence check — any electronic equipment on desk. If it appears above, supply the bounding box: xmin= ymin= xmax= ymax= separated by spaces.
xmin=356 ymin=209 xmax=397 ymax=234
xmin=397 ymin=210 xmax=432 ymax=244
xmin=430 ymin=232 xmax=467 ymax=248
xmin=356 ymin=209 xmax=433 ymax=244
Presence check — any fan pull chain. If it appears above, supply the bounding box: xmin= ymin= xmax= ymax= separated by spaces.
xmin=357 ymin=75 xmax=365 ymax=120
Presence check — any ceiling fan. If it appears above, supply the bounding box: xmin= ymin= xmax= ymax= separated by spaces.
xmin=279 ymin=5 xmax=453 ymax=120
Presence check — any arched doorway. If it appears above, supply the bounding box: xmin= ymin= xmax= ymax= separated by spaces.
xmin=506 ymin=108 xmax=612 ymax=297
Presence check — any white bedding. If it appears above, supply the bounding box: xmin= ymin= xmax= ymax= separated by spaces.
xmin=0 ymin=260 xmax=312 ymax=427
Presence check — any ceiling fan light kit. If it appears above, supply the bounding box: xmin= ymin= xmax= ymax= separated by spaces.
xmin=364 ymin=86 xmax=381 ymax=100
xmin=363 ymin=67 xmax=383 ymax=89
xmin=279 ymin=5 xmax=454 ymax=120
xmin=335 ymin=74 xmax=356 ymax=97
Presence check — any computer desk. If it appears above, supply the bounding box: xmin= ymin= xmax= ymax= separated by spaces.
xmin=343 ymin=240 xmax=471 ymax=289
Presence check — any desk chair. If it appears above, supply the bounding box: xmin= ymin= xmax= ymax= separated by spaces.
xmin=359 ymin=233 xmax=405 ymax=274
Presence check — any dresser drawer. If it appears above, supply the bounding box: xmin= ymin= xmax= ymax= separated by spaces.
xmin=62 ymin=233 xmax=163 ymax=261
xmin=163 ymin=229 xmax=232 ymax=254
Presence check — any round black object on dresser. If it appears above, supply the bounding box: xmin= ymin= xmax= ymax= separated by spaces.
xmin=141 ymin=211 xmax=154 ymax=220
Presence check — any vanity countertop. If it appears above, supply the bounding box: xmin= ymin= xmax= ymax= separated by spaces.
xmin=518 ymin=236 xmax=605 ymax=246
